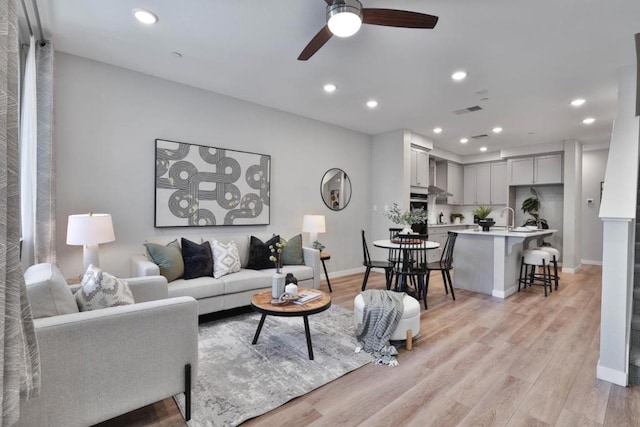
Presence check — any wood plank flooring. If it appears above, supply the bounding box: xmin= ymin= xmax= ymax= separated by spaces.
xmin=97 ymin=265 xmax=640 ymax=427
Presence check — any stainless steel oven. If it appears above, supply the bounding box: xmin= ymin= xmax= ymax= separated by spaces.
xmin=409 ymin=193 xmax=429 ymax=234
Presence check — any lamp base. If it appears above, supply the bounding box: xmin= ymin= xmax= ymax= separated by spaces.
xmin=83 ymin=245 xmax=100 ymax=271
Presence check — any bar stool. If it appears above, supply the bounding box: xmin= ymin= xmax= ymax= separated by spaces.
xmin=518 ymin=249 xmax=553 ymax=297
xmin=536 ymin=246 xmax=560 ymax=290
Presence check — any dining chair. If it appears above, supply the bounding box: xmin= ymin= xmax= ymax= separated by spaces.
xmin=391 ymin=234 xmax=429 ymax=299
xmin=421 ymin=231 xmax=458 ymax=308
xmin=361 ymin=230 xmax=394 ymax=291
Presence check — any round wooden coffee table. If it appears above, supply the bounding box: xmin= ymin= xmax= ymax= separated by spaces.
xmin=250 ymin=288 xmax=331 ymax=360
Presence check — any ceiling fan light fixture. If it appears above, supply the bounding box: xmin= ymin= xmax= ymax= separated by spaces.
xmin=327 ymin=0 xmax=363 ymax=38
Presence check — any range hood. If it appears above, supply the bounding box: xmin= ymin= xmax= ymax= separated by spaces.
xmin=427 ymin=185 xmax=453 ymax=197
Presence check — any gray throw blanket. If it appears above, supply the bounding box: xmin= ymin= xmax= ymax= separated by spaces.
xmin=355 ymin=290 xmax=405 ymax=366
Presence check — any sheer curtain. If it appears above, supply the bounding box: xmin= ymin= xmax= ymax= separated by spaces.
xmin=0 ymin=0 xmax=41 ymax=424
xmin=19 ymin=33 xmax=55 ymax=268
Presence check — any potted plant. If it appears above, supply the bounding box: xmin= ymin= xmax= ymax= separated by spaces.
xmin=385 ymin=203 xmax=428 ymax=234
xmin=472 ymin=205 xmax=495 ymax=231
xmin=521 ymin=188 xmax=549 ymax=229
xmin=450 ymin=213 xmax=465 ymax=224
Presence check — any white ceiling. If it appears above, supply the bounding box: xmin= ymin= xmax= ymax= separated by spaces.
xmin=28 ymin=0 xmax=640 ymax=155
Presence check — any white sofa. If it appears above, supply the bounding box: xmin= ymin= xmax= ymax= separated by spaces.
xmin=131 ymin=234 xmax=322 ymax=315
xmin=19 ymin=263 xmax=198 ymax=427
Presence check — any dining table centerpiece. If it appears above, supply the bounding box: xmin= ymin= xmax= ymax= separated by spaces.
xmin=385 ymin=203 xmax=428 ymax=234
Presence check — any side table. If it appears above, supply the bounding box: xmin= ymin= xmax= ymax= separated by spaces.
xmin=320 ymin=252 xmax=332 ymax=293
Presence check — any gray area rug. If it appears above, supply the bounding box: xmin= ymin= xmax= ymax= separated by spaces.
xmin=176 ymin=304 xmax=374 ymax=426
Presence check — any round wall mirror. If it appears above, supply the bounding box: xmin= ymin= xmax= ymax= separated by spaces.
xmin=321 ymin=168 xmax=352 ymax=211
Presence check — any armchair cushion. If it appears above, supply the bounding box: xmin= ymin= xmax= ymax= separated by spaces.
xmin=144 ymin=239 xmax=184 ymax=282
xmin=24 ymin=263 xmax=79 ymax=319
xmin=76 ymin=265 xmax=135 ymax=311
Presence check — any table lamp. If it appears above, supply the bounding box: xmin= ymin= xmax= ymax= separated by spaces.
xmin=302 ymin=214 xmax=326 ymax=247
xmin=66 ymin=213 xmax=115 ymax=271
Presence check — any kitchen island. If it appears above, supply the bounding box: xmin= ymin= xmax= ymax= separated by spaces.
xmin=453 ymin=228 xmax=557 ymax=298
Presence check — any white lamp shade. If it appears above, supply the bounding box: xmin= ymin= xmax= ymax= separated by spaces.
xmin=66 ymin=213 xmax=115 ymax=246
xmin=302 ymin=215 xmax=326 ymax=233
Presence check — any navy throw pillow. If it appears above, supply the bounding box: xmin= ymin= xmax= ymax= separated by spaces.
xmin=181 ymin=238 xmax=213 ymax=279
xmin=247 ymin=235 xmax=281 ymax=270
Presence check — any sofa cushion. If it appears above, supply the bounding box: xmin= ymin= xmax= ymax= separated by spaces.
xmin=168 ymin=276 xmax=225 ymax=300
xmin=220 ymin=269 xmax=272 ymax=294
xmin=144 ymin=239 xmax=184 ymax=282
xmin=24 ymin=263 xmax=79 ymax=319
xmin=76 ymin=265 xmax=135 ymax=311
xmin=210 ymin=240 xmax=242 ymax=278
xmin=181 ymin=238 xmax=213 ymax=279
xmin=281 ymin=234 xmax=304 ymax=265
xmin=246 ymin=235 xmax=280 ymax=270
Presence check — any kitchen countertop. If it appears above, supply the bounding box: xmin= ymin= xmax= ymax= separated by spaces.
xmin=427 ymin=223 xmax=473 ymax=228
xmin=455 ymin=228 xmax=557 ymax=238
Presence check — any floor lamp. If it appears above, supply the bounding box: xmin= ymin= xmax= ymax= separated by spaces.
xmin=66 ymin=213 xmax=115 ymax=271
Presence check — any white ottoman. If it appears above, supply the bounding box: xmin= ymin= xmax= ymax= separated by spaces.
xmin=354 ymin=293 xmax=421 ymax=342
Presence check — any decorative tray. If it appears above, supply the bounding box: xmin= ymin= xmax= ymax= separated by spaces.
xmin=391 ymin=238 xmax=423 ymax=244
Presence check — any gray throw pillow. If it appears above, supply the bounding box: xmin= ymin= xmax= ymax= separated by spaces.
xmin=282 ymin=234 xmax=305 ymax=265
xmin=24 ymin=263 xmax=79 ymax=319
xmin=76 ymin=264 xmax=135 ymax=311
xmin=144 ymin=239 xmax=184 ymax=282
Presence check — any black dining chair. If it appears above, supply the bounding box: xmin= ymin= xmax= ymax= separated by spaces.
xmin=390 ymin=234 xmax=429 ymax=298
xmin=361 ymin=230 xmax=394 ymax=291
xmin=421 ymin=231 xmax=458 ymax=309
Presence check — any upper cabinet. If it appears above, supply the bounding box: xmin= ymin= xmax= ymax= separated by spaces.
xmin=410 ymin=147 xmax=429 ymax=188
xmin=508 ymin=154 xmax=563 ymax=185
xmin=463 ymin=162 xmax=506 ymax=205
xmin=435 ymin=161 xmax=464 ymax=205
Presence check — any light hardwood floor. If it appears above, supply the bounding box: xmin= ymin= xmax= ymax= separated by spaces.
xmin=98 ymin=265 xmax=640 ymax=427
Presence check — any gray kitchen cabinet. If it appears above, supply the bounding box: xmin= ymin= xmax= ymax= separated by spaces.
xmin=463 ymin=163 xmax=491 ymax=205
xmin=507 ymin=154 xmax=563 ymax=185
xmin=490 ymin=162 xmax=508 ymax=205
xmin=410 ymin=148 xmax=429 ymax=188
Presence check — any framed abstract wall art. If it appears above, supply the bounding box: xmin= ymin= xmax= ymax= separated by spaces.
xmin=155 ymin=139 xmax=270 ymax=227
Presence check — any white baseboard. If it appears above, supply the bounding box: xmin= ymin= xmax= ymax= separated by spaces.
xmin=327 ymin=266 xmax=366 ymax=279
xmin=492 ymin=285 xmax=518 ymax=299
xmin=597 ymin=361 xmax=628 ymax=386
xmin=581 ymin=259 xmax=603 ymax=266
xmin=562 ymin=264 xmax=582 ymax=274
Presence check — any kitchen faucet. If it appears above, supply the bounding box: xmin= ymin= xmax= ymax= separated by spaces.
xmin=501 ymin=207 xmax=515 ymax=231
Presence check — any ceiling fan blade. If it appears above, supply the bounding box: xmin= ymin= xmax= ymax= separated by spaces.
xmin=362 ymin=9 xmax=438 ymax=29
xmin=298 ymin=26 xmax=333 ymax=61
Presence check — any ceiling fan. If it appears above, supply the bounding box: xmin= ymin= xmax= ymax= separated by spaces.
xmin=298 ymin=0 xmax=439 ymax=61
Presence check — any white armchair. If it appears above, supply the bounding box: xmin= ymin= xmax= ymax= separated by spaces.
xmin=18 ymin=264 xmax=198 ymax=427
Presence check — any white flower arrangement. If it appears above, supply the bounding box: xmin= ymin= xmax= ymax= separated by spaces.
xmin=269 ymin=240 xmax=287 ymax=274
xmin=384 ymin=203 xmax=428 ymax=225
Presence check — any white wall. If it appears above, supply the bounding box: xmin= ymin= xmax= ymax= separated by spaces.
xmin=581 ymin=149 xmax=609 ymax=263
xmin=55 ymin=53 xmax=372 ymax=278
xmin=562 ymin=140 xmax=583 ymax=271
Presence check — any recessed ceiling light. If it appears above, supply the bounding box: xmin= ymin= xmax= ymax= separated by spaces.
xmin=451 ymin=71 xmax=467 ymax=81
xmin=133 ymin=9 xmax=158 ymax=25
xmin=492 ymin=127 xmax=503 ymax=134
xmin=433 ymin=127 xmax=443 ymax=134
xmin=582 ymin=117 xmax=595 ymax=125
xmin=480 ymin=146 xmax=488 ymax=152
xmin=366 ymin=100 xmax=378 ymax=109
xmin=323 ymin=84 xmax=337 ymax=93
xmin=571 ymin=98 xmax=586 ymax=107
xmin=460 ymin=138 xmax=468 ymax=144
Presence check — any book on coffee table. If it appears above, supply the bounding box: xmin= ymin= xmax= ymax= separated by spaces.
xmin=293 ymin=291 xmax=321 ymax=305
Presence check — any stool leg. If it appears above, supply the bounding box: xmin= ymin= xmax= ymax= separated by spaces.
xmin=406 ymin=330 xmax=413 ymax=351
xmin=547 ymin=264 xmax=552 ymax=294
xmin=529 ymin=264 xmax=535 ymax=289
xmin=553 ymin=256 xmax=559 ymax=290
xmin=518 ymin=256 xmax=524 ymax=292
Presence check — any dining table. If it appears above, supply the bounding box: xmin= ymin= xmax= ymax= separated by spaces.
xmin=373 ymin=238 xmax=440 ymax=294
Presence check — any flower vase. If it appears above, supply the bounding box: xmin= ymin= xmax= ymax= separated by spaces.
xmin=272 ymin=272 xmax=286 ymax=298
